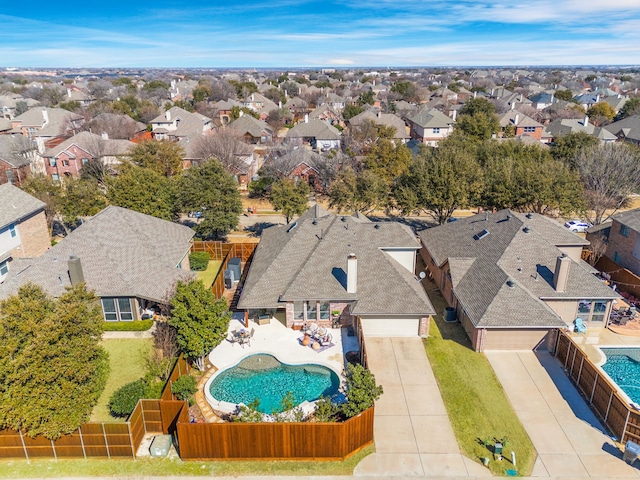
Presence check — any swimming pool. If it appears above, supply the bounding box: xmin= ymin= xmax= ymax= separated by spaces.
xmin=208 ymin=354 xmax=341 ymax=414
xmin=601 ymin=348 xmax=640 ymax=404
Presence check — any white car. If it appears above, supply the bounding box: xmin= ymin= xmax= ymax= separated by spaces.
xmin=564 ymin=220 xmax=592 ymax=233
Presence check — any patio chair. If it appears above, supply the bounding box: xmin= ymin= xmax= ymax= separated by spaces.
xmin=574 ymin=317 xmax=587 ymax=334
xmin=227 ymin=330 xmax=239 ymax=345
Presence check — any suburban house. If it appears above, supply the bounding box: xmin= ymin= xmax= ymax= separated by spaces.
xmin=529 ymin=92 xmax=557 ymax=110
xmin=286 ymin=117 xmax=341 ymax=152
xmin=0 ymin=136 xmax=38 ymax=186
xmin=242 ymin=93 xmax=278 ymax=120
xmin=418 ymin=210 xmax=619 ymax=351
xmin=308 ymin=105 xmax=343 ymax=127
xmin=150 ymin=107 xmax=213 ymax=141
xmin=604 ymin=115 xmax=640 ymax=145
xmin=601 ymin=209 xmax=640 ymax=277
xmin=317 ymin=93 xmax=345 ymax=111
xmin=348 ymin=110 xmax=410 ymax=143
xmin=42 ymin=131 xmax=134 ymax=180
xmin=498 ymin=111 xmax=544 ymax=141
xmin=227 ymin=115 xmax=274 ymax=144
xmin=407 ymin=108 xmax=455 ymax=146
xmin=10 ymin=107 xmax=85 ymax=153
xmin=265 ymin=148 xmax=327 ymax=191
xmin=543 ymin=116 xmax=617 ymax=144
xmin=238 ymin=205 xmax=435 ymax=337
xmin=0 ymin=183 xmax=50 ymax=282
xmin=212 ymin=99 xmax=244 ymax=126
xmin=0 ymin=206 xmax=195 ymax=321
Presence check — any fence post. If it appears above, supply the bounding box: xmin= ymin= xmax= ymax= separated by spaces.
xmin=570 ymin=345 xmax=578 ymax=376
xmin=576 ymin=356 xmax=585 ymax=389
xmin=604 ymin=390 xmax=614 ymax=422
xmin=51 ymin=438 xmax=57 ymax=460
xmin=590 ymin=372 xmax=599 ymax=404
xmin=19 ymin=429 xmax=29 ymax=461
xmin=78 ymin=425 xmax=87 ymax=459
xmin=102 ymin=423 xmax=111 ymax=459
xmin=622 ymin=408 xmax=631 ymax=443
xmin=128 ymin=422 xmax=136 ymax=460
xmin=141 ymin=400 xmax=147 ymax=434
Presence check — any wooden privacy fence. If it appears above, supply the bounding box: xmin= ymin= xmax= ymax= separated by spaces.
xmin=554 ymin=331 xmax=640 ymax=443
xmin=175 ymin=406 xmax=374 ymax=461
xmin=160 ymin=355 xmax=191 ymax=401
xmin=0 ymin=399 xmax=167 ymax=460
xmin=191 ymin=240 xmax=258 ymax=300
xmin=596 ymin=256 xmax=640 ymax=299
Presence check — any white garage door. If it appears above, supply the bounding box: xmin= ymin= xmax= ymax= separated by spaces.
xmin=360 ymin=317 xmax=419 ymax=337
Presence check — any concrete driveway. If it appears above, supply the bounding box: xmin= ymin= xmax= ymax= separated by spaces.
xmin=354 ymin=337 xmax=490 ymax=477
xmin=486 ymin=350 xmax=640 ymax=478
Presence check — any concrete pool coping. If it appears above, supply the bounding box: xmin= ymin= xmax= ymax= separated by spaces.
xmin=205 ymin=316 xmax=355 ymax=415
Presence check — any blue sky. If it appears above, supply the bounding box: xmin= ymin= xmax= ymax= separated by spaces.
xmin=2 ymin=0 xmax=640 ymax=68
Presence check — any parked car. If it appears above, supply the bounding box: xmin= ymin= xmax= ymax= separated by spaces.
xmin=564 ymin=220 xmax=592 ymax=233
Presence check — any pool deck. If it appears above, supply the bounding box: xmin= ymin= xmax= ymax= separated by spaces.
xmin=569 ymin=326 xmax=640 ymax=364
xmin=204 ymin=314 xmax=357 ymax=416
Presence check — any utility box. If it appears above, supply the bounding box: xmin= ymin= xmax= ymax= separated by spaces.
xmin=624 ymin=440 xmax=640 ymax=465
xmin=224 ymin=269 xmax=235 ymax=289
xmin=149 ymin=434 xmax=172 ymax=457
xmin=228 ymin=258 xmax=242 ymax=282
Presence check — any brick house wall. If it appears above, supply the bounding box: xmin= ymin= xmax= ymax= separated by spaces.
xmin=12 ymin=210 xmax=50 ymax=258
xmin=44 ymin=145 xmax=91 ymax=179
xmin=605 ymin=219 xmax=640 ymax=276
xmin=514 ymin=126 xmax=543 ymax=140
xmin=0 ymin=161 xmax=30 ymax=187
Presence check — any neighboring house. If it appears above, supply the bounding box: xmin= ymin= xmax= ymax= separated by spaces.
xmin=66 ymin=87 xmax=94 ymax=106
xmin=603 ymin=209 xmax=640 ymax=276
xmin=284 ymin=97 xmax=309 ymax=123
xmin=603 ymin=115 xmax=640 ymax=145
xmin=150 ymin=107 xmax=213 ymax=140
xmin=266 ymin=148 xmax=327 ymax=191
xmin=317 ymin=93 xmax=345 ymax=111
xmin=286 ymin=117 xmax=341 ymax=151
xmin=10 ymin=107 xmax=85 ymax=153
xmin=0 ymin=183 xmax=49 ymax=282
xmin=238 ymin=205 xmax=435 ymax=337
xmin=227 ymin=115 xmax=274 ymax=144
xmin=419 ymin=210 xmax=618 ymax=351
xmin=0 ymin=94 xmax=39 ymax=120
xmin=0 ymin=206 xmax=195 ymax=321
xmin=529 ymin=92 xmax=557 ymax=110
xmin=242 ymin=93 xmax=278 ymax=120
xmin=169 ymin=79 xmax=199 ymax=101
xmin=603 ymin=95 xmax=629 ymax=114
xmin=308 ymin=105 xmax=343 ymax=127
xmin=0 ymin=136 xmax=38 ymax=185
xmin=543 ymin=116 xmax=617 ymax=144
xmin=212 ymin=99 xmax=244 ymax=126
xmin=348 ymin=110 xmax=410 ymax=143
xmin=574 ymin=93 xmax=601 ymax=111
xmin=407 ymin=108 xmax=455 ymax=146
xmin=42 ymin=131 xmax=134 ymax=180
xmin=498 ymin=111 xmax=544 ymax=141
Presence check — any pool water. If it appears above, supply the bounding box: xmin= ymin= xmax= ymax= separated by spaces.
xmin=601 ymin=348 xmax=640 ymax=404
xmin=209 ymin=354 xmax=340 ymax=414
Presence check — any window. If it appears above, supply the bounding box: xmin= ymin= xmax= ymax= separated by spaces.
xmin=52 ymin=174 xmax=59 ymax=181
xmin=9 ymin=225 xmax=16 ymax=238
xmin=319 ymin=302 xmax=330 ymax=320
xmin=620 ymin=224 xmax=630 ymax=237
xmin=523 ymin=126 xmax=536 ymax=133
xmin=577 ymin=299 xmax=608 ymax=323
xmin=0 ymin=259 xmax=8 ymax=276
xmin=101 ymin=297 xmax=134 ymax=321
xmin=294 ymin=301 xmax=305 ymax=320
xmin=433 ymin=127 xmax=440 ymax=134
xmin=62 ymin=159 xmax=69 ymax=166
xmin=306 ymin=301 xmax=317 ymax=321
xmin=82 ymin=158 xmax=89 ymax=165
xmin=49 ymin=158 xmax=56 ymax=166
xmin=614 ymin=251 xmax=622 ymax=263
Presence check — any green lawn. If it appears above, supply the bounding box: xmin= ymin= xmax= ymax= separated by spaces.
xmin=196 ymin=260 xmax=222 ymax=288
xmin=424 ymin=281 xmax=536 ymax=476
xmin=0 ymin=445 xmax=374 ymax=477
xmin=91 ymin=338 xmax=153 ymax=422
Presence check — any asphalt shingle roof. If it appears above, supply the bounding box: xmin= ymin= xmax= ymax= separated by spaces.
xmin=0 ymin=183 xmax=45 ymax=230
xmin=0 ymin=206 xmax=195 ymax=303
xmin=419 ymin=210 xmax=617 ymax=328
xmin=238 ymin=207 xmax=435 ymax=316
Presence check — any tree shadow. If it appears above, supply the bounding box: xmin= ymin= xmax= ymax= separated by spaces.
xmin=243 ymin=222 xmax=279 ymax=237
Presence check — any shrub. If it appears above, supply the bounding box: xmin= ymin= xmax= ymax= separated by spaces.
xmin=102 ymin=320 xmax=153 ymax=331
xmin=109 ymin=379 xmax=147 ymax=417
xmin=340 ymin=363 xmax=383 ymax=418
xmin=189 ymin=252 xmax=210 ymax=271
xmin=171 ymin=375 xmax=197 ymax=402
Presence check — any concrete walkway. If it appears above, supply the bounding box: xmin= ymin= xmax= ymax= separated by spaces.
xmin=486 ymin=350 xmax=640 ymax=478
xmin=354 ymin=337 xmax=490 ymax=477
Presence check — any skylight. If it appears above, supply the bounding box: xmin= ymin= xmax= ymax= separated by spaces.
xmin=473 ymin=229 xmax=490 ymax=240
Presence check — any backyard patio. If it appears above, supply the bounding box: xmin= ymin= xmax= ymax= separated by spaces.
xmin=200 ymin=313 xmax=359 ymax=419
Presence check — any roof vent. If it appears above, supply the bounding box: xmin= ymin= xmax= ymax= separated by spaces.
xmin=286 ymin=221 xmax=298 ymax=233
xmin=506 ymin=279 xmax=516 ymax=288
xmin=312 ymin=219 xmax=318 ymax=225
xmin=506 ymin=214 xmax=512 ymax=221
xmin=341 ymin=216 xmax=347 ymax=222
xmin=374 ymin=224 xmax=380 ymax=229
xmin=526 ymin=213 xmax=533 ymax=219
xmin=523 ymin=226 xmax=531 ymax=233
xmin=474 ymin=229 xmax=490 ymax=240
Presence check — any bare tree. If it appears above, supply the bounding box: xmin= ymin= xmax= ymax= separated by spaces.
xmin=191 ymin=128 xmax=253 ymax=171
xmin=575 ymin=143 xmax=640 ymax=225
xmin=586 ymin=233 xmax=609 ymax=266
xmin=210 ymin=80 xmax=237 ymax=101
xmin=87 ymin=113 xmax=142 ymax=140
